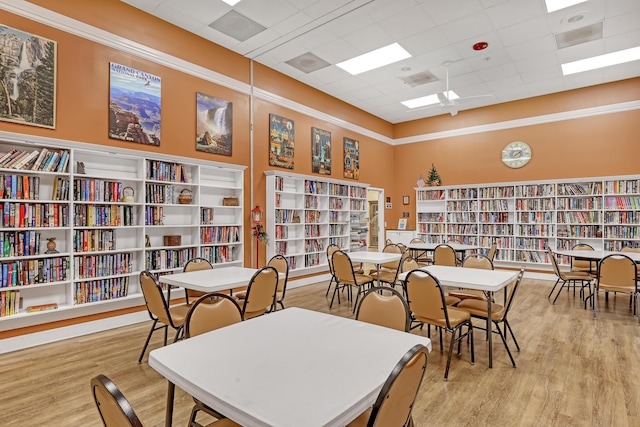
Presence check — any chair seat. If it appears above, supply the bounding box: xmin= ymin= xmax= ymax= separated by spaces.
xmin=341 ymin=273 xmax=374 ymax=286
xmin=598 ymin=283 xmax=636 ymax=293
xmin=345 ymin=408 xmax=371 ymax=427
xmin=370 ymin=269 xmax=398 ymax=283
xmin=457 ymin=299 xmax=506 ymax=320
xmin=234 ymin=291 xmax=247 ymax=299
xmin=445 ymin=295 xmax=461 ymax=306
xmin=448 ymin=289 xmax=486 ymax=301
xmin=414 ymin=306 xmax=470 ymax=328
xmin=168 ymin=303 xmax=191 ymax=326
xmin=561 ymin=271 xmax=592 ymax=280
xmin=204 ymin=418 xmax=241 ymax=427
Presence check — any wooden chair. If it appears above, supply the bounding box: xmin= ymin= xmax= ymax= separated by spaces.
xmin=404 ymin=269 xmax=474 ymax=380
xmin=591 ymin=254 xmax=638 ymax=322
xmin=448 ymin=254 xmax=494 ymax=302
xmin=369 ymin=243 xmax=403 ymax=287
xmin=239 ymin=266 xmax=279 ymax=320
xmin=433 ymin=244 xmax=458 ymax=267
xmin=457 ymin=267 xmax=525 ymax=367
xmin=346 ymin=344 xmax=429 ymax=427
xmin=183 ymin=257 xmax=214 ymax=303
xmin=409 ymin=237 xmax=432 ymax=266
xmin=138 ymin=270 xmax=190 ymax=363
xmin=355 ymin=286 xmax=411 ymax=332
xmin=330 ymin=250 xmax=374 ymax=312
xmin=547 ymin=248 xmax=593 ymax=304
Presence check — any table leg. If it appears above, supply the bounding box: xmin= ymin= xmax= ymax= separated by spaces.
xmin=165 ymin=381 xmax=175 ymax=427
xmin=487 ymin=291 xmax=493 ymax=368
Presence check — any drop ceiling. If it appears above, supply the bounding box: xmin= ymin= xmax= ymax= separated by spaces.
xmin=121 ymin=0 xmax=640 ymax=124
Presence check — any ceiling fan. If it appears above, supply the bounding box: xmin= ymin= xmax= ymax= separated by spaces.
xmin=430 ymin=61 xmax=495 ymax=116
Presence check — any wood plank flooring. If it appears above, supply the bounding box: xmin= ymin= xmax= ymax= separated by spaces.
xmin=1 ymin=278 xmax=640 ymax=426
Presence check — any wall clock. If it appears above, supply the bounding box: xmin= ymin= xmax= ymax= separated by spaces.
xmin=502 ymin=141 xmax=532 ymax=168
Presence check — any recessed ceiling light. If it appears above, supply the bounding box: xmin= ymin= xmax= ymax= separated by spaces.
xmin=561 ymin=46 xmax=640 ymax=75
xmin=221 ymin=0 xmax=242 ymax=5
xmin=545 ymin=0 xmax=588 ymax=13
xmin=401 ymin=91 xmax=459 ymax=109
xmin=336 ymin=43 xmax=411 ymax=75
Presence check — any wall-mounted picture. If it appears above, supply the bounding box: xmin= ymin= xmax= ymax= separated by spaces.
xmin=311 ymin=127 xmax=331 ymax=175
xmin=0 ymin=24 xmax=56 ymax=128
xmin=196 ymin=92 xmax=232 ymax=156
xmin=109 ymin=62 xmax=161 ymax=146
xmin=343 ymin=137 xmax=360 ymax=179
xmin=269 ymin=114 xmax=294 ymax=169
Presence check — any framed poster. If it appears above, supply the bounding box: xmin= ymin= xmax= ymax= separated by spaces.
xmin=311 ymin=127 xmax=331 ymax=175
xmin=398 ymin=218 xmax=407 ymax=230
xmin=343 ymin=137 xmax=360 ymax=179
xmin=109 ymin=62 xmax=161 ymax=145
xmin=269 ymin=114 xmax=294 ymax=169
xmin=0 ymin=24 xmax=56 ymax=128
xmin=403 ymin=195 xmax=410 ymax=205
xmin=196 ymin=92 xmax=232 ymax=156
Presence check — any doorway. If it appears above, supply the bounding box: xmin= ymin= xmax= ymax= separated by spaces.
xmin=367 ymin=187 xmax=384 ymax=251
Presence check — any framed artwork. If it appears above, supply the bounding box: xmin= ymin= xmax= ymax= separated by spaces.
xmin=343 ymin=137 xmax=360 ymax=179
xmin=196 ymin=92 xmax=232 ymax=156
xmin=398 ymin=218 xmax=407 ymax=230
xmin=109 ymin=62 xmax=161 ymax=145
xmin=403 ymin=195 xmax=410 ymax=205
xmin=269 ymin=114 xmax=294 ymax=169
xmin=311 ymin=127 xmax=331 ymax=175
xmin=0 ymin=24 xmax=56 ymax=128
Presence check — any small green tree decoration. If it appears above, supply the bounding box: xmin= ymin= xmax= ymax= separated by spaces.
xmin=427 ymin=163 xmax=441 ymax=186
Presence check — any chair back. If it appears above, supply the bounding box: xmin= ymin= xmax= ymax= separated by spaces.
xmin=367 ymin=344 xmax=429 ymax=427
xmin=410 ymin=238 xmax=424 ymax=244
xmin=381 ymin=243 xmax=403 ymax=269
xmin=184 ymin=257 xmax=213 ymax=272
xmin=547 ymin=248 xmax=562 ymax=277
xmin=571 ymin=243 xmax=594 ymax=271
xmin=332 ymin=250 xmax=357 ymax=284
xmin=268 ymin=254 xmax=289 ymax=294
xmin=401 ymin=256 xmax=420 ymax=272
xmin=597 ymin=254 xmax=637 ymax=291
xmin=462 ymin=254 xmax=494 ymax=270
xmin=91 ymin=375 xmax=143 ymax=427
xmin=242 ymin=266 xmax=279 ymax=318
xmin=434 ymin=244 xmax=456 ymax=267
xmin=327 ymin=244 xmax=340 ymax=275
xmin=404 ymin=269 xmax=451 ymax=328
xmin=355 ymin=287 xmax=411 ymax=332
xmin=140 ymin=270 xmax=172 ymax=326
xmin=501 ymin=267 xmax=525 ymax=320
xmin=621 ymin=246 xmax=640 ymax=253
xmin=184 ymin=292 xmax=243 ymax=337
xmin=487 ymin=243 xmax=497 ymax=261
xmin=396 ymin=243 xmax=407 ymax=253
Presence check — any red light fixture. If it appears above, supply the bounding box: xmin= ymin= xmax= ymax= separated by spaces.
xmin=473 ymin=41 xmax=488 ymax=51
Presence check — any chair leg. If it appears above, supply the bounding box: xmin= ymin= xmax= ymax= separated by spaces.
xmin=329 ymin=281 xmax=341 ymax=308
xmin=503 ymin=319 xmax=520 ymax=352
xmin=325 ymin=275 xmax=336 ymax=297
xmin=278 ymin=300 xmax=285 ymax=310
xmin=552 ymin=280 xmax=568 ymax=304
xmin=495 ymin=323 xmax=516 ymax=368
xmin=138 ymin=319 xmax=159 ymax=363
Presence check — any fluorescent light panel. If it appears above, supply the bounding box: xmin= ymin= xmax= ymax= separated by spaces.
xmin=402 ymin=91 xmax=459 ymax=109
xmin=336 ymin=43 xmax=411 ymax=75
xmin=222 ymin=0 xmax=242 ymax=5
xmin=545 ymin=0 xmax=587 ymax=13
xmin=562 ymin=46 xmax=640 ymax=75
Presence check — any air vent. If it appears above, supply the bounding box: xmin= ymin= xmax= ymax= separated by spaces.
xmin=555 ymin=21 xmax=603 ymax=49
xmin=285 ymin=52 xmax=331 ymax=74
xmin=399 ymin=71 xmax=437 ymax=88
xmin=209 ymin=10 xmax=266 ymax=42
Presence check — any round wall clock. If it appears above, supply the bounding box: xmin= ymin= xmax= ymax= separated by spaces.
xmin=502 ymin=141 xmax=532 ymax=168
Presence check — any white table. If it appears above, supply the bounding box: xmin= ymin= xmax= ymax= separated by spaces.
xmin=555 ymin=249 xmax=640 ymax=263
xmin=149 ymin=307 xmax=431 ymax=427
xmin=159 ymin=266 xmax=260 ymax=293
xmin=407 ymin=242 xmax=480 ymax=263
xmin=348 ymin=250 xmax=402 ymax=285
xmin=398 ymin=265 xmax=518 ymax=368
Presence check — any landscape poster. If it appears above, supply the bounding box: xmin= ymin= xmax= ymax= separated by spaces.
xmin=109 ymin=62 xmax=161 ymax=146
xmin=269 ymin=114 xmax=294 ymax=169
xmin=0 ymin=24 xmax=56 ymax=128
xmin=196 ymin=92 xmax=232 ymax=156
xmin=311 ymin=127 xmax=331 ymax=175
xmin=343 ymin=137 xmax=360 ymax=179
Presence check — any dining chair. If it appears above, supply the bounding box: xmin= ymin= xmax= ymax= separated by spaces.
xmin=138 ymin=270 xmax=190 ymax=363
xmin=345 ymin=344 xmax=429 ymax=427
xmin=409 ymin=237 xmax=432 ymax=266
xmin=547 ymin=248 xmax=593 ymax=304
xmin=396 ymin=242 xmax=408 ymax=254
xmin=620 ymin=246 xmax=640 ymax=281
xmin=433 ymin=244 xmax=458 ymax=267
xmin=330 ymin=249 xmax=374 ymax=312
xmin=184 ymin=292 xmax=243 ymax=426
xmin=591 ymin=254 xmax=638 ymax=322
xmin=369 ymin=243 xmax=403 ymax=287
xmin=448 ymin=254 xmax=494 ymax=302
xmin=183 ymin=257 xmax=214 ymax=303
xmin=325 ymin=243 xmax=340 ymax=298
xmin=487 ymin=242 xmax=498 ymax=262
xmin=239 ymin=265 xmax=279 ymax=320
xmin=355 ymin=286 xmax=411 ymax=332
xmin=457 ymin=267 xmax=525 ymax=367
xmin=570 ymin=243 xmax=596 ymax=276
xmin=267 ymin=254 xmax=290 ymax=311
xmin=404 ymin=269 xmax=474 ymax=380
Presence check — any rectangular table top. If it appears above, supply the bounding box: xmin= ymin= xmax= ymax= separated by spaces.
xmin=348 ymin=251 xmax=403 ymax=265
xmin=398 ymin=265 xmax=518 ymax=291
xmin=555 ymin=249 xmax=640 ymax=263
xmin=407 ymin=242 xmax=480 ymax=252
xmin=159 ymin=266 xmax=259 ymax=292
xmin=149 ymin=307 xmax=431 ymax=427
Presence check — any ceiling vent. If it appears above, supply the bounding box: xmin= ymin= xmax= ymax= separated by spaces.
xmin=555 ymin=21 xmax=603 ymax=49
xmin=285 ymin=52 xmax=331 ymax=74
xmin=400 ymin=71 xmax=437 ymax=88
xmin=209 ymin=10 xmax=266 ymax=42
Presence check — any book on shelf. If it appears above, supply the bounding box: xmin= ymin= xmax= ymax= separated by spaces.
xmin=26 ymin=303 xmax=58 ymax=313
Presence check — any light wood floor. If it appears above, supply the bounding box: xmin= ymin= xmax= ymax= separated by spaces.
xmin=1 ymin=278 xmax=640 ymax=426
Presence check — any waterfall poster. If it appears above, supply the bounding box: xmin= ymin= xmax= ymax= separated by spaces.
xmin=269 ymin=114 xmax=294 ymax=169
xmin=0 ymin=24 xmax=56 ymax=129
xmin=343 ymin=137 xmax=360 ymax=179
xmin=109 ymin=62 xmax=161 ymax=146
xmin=311 ymin=127 xmax=331 ymax=175
xmin=196 ymin=92 xmax=232 ymax=156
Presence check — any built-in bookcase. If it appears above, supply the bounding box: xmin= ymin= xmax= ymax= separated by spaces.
xmin=0 ymin=132 xmax=245 ymax=328
xmin=416 ymin=175 xmax=640 ymax=269
xmin=265 ymin=170 xmax=368 ymax=276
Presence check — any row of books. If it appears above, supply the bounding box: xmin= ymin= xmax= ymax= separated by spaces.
xmin=517 ymin=224 xmax=554 ymax=237
xmin=145 ymin=183 xmax=179 ymax=204
xmin=74 ymin=179 xmax=123 ymax=202
xmin=479 ymin=224 xmax=514 ymax=235
xmin=145 ymin=206 xmax=164 ymax=226
xmin=479 ymin=212 xmax=510 ymax=223
xmin=604 ymin=196 xmax=640 ymax=210
xmin=304 ymin=224 xmax=321 ymax=237
xmin=560 ymin=225 xmax=600 ymax=238
xmin=514 ymin=184 xmax=555 ymax=197
xmin=73 ymin=204 xmax=134 ymax=227
xmin=604 ymin=211 xmax=640 ymax=224
xmin=557 ymin=211 xmax=600 ymax=224
xmin=73 ymin=229 xmax=116 ymax=252
xmin=304 ymin=239 xmax=324 ymax=253
xmin=200 ymin=226 xmax=240 ymax=244
xmin=145 ymin=248 xmax=197 ymax=270
xmin=52 ymin=177 xmax=69 ymax=201
xmin=145 ymin=159 xmax=190 ymax=183
xmin=447 ymin=200 xmax=477 ymax=210
xmin=304 ymin=195 xmax=319 ymax=209
xmin=418 ymin=224 xmax=446 ymax=234
xmin=0 ymin=174 xmax=40 ymax=200
xmin=447 ymin=212 xmax=477 ymax=222
xmin=604 ymin=241 xmax=640 ymax=251
xmin=73 ymin=252 xmax=133 ymax=279
xmin=201 ymin=246 xmax=236 ymax=264
xmin=0 ymin=202 xmax=69 ymax=228
xmin=516 ymin=199 xmax=554 ymax=210
xmin=448 ymin=188 xmax=477 ymax=199
xmin=1 ymin=256 xmax=68 ymax=287
xmin=328 ymin=197 xmax=344 ymax=210
xmin=349 ymin=186 xmax=366 ymax=198
xmin=517 ymin=211 xmax=554 ymax=223
xmin=603 ymin=225 xmax=640 ymax=239
xmin=0 ymin=231 xmax=42 ymax=258
xmin=605 ymin=180 xmax=640 ymax=195
xmin=0 ymin=148 xmax=69 ymax=172
xmin=304 ymin=210 xmax=320 ymax=223
xmin=305 ymin=253 xmax=321 ymax=267
xmin=514 ymin=238 xmax=548 ymax=250
xmin=274 ymin=225 xmax=289 ymax=239
xmin=74 ymin=277 xmax=129 ymax=305
xmin=274 ymin=209 xmax=297 ymax=223
xmin=328 ymin=224 xmax=346 ymax=236
xmin=447 ymin=224 xmax=478 ymax=234
xmin=350 ymin=199 xmax=366 ymax=210
xmin=0 ymin=290 xmax=19 ymax=317
xmin=479 ymin=200 xmax=510 ymax=211
xmin=201 ymin=208 xmax=214 ymax=225
xmin=557 ymin=182 xmax=603 ymax=196
xmin=557 ymin=197 xmax=602 ymax=210
xmin=304 ymin=180 xmax=327 ymax=195
xmin=328 ymin=183 xmax=349 ymax=196
xmin=515 ymin=251 xmax=549 ymax=263
xmin=477 ymin=187 xmax=514 ymax=198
